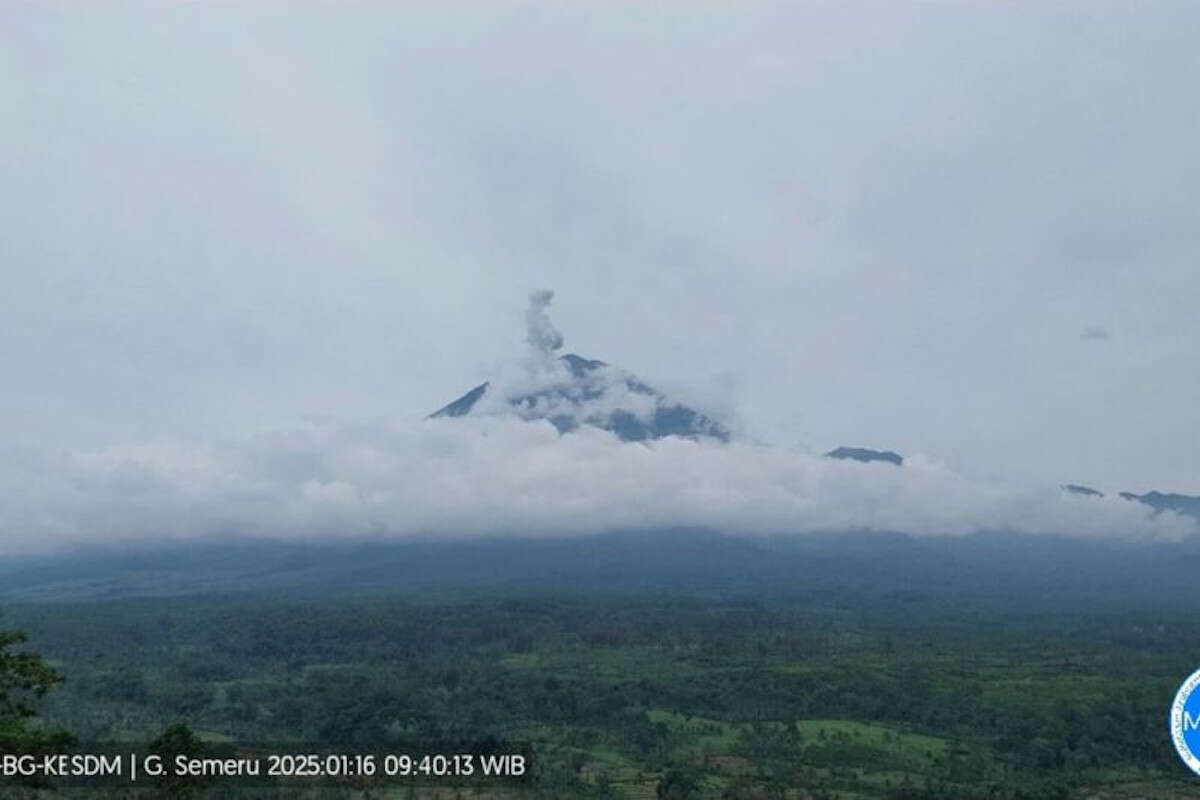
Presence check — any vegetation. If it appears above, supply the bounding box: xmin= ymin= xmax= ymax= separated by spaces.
xmin=0 ymin=619 xmax=71 ymax=753
xmin=1 ymin=587 xmax=1198 ymax=798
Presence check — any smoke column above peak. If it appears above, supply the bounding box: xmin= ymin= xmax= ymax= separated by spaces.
xmin=525 ymin=290 xmax=564 ymax=354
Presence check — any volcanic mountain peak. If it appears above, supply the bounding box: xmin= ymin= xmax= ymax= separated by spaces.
xmin=429 ymin=292 xmax=730 ymax=442
xmin=431 ymin=352 xmax=730 ymax=442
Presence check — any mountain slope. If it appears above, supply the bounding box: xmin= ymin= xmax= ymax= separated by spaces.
xmin=1120 ymin=490 xmax=1200 ymax=520
xmin=431 ymin=352 xmax=730 ymax=442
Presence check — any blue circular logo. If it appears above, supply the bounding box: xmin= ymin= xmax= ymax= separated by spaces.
xmin=1170 ymin=667 xmax=1200 ymax=775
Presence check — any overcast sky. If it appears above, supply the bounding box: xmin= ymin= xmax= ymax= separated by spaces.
xmin=3 ymin=1 xmax=1198 ymax=508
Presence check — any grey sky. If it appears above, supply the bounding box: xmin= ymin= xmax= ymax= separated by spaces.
xmin=3 ymin=1 xmax=1198 ymax=500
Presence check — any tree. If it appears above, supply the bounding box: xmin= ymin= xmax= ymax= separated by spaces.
xmin=657 ymin=768 xmax=700 ymax=799
xmin=0 ymin=620 xmax=73 ymax=795
xmin=0 ymin=623 xmax=71 ymax=751
xmin=146 ymin=723 xmax=216 ymax=799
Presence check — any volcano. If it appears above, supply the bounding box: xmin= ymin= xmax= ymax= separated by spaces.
xmin=430 ymin=352 xmax=731 ymax=442
xmin=429 ymin=291 xmax=730 ymax=442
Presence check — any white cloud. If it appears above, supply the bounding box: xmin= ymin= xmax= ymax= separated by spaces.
xmin=0 ymin=415 xmax=1192 ymax=556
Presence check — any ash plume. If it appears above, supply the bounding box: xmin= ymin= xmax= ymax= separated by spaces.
xmin=525 ymin=290 xmax=564 ymax=354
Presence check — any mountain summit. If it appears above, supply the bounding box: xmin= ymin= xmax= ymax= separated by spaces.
xmin=1118 ymin=490 xmax=1200 ymax=520
xmin=429 ymin=292 xmax=730 ymax=443
xmin=826 ymin=447 xmax=904 ymax=466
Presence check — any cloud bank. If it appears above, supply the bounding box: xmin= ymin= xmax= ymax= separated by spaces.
xmin=1 ymin=412 xmax=1193 ymax=556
